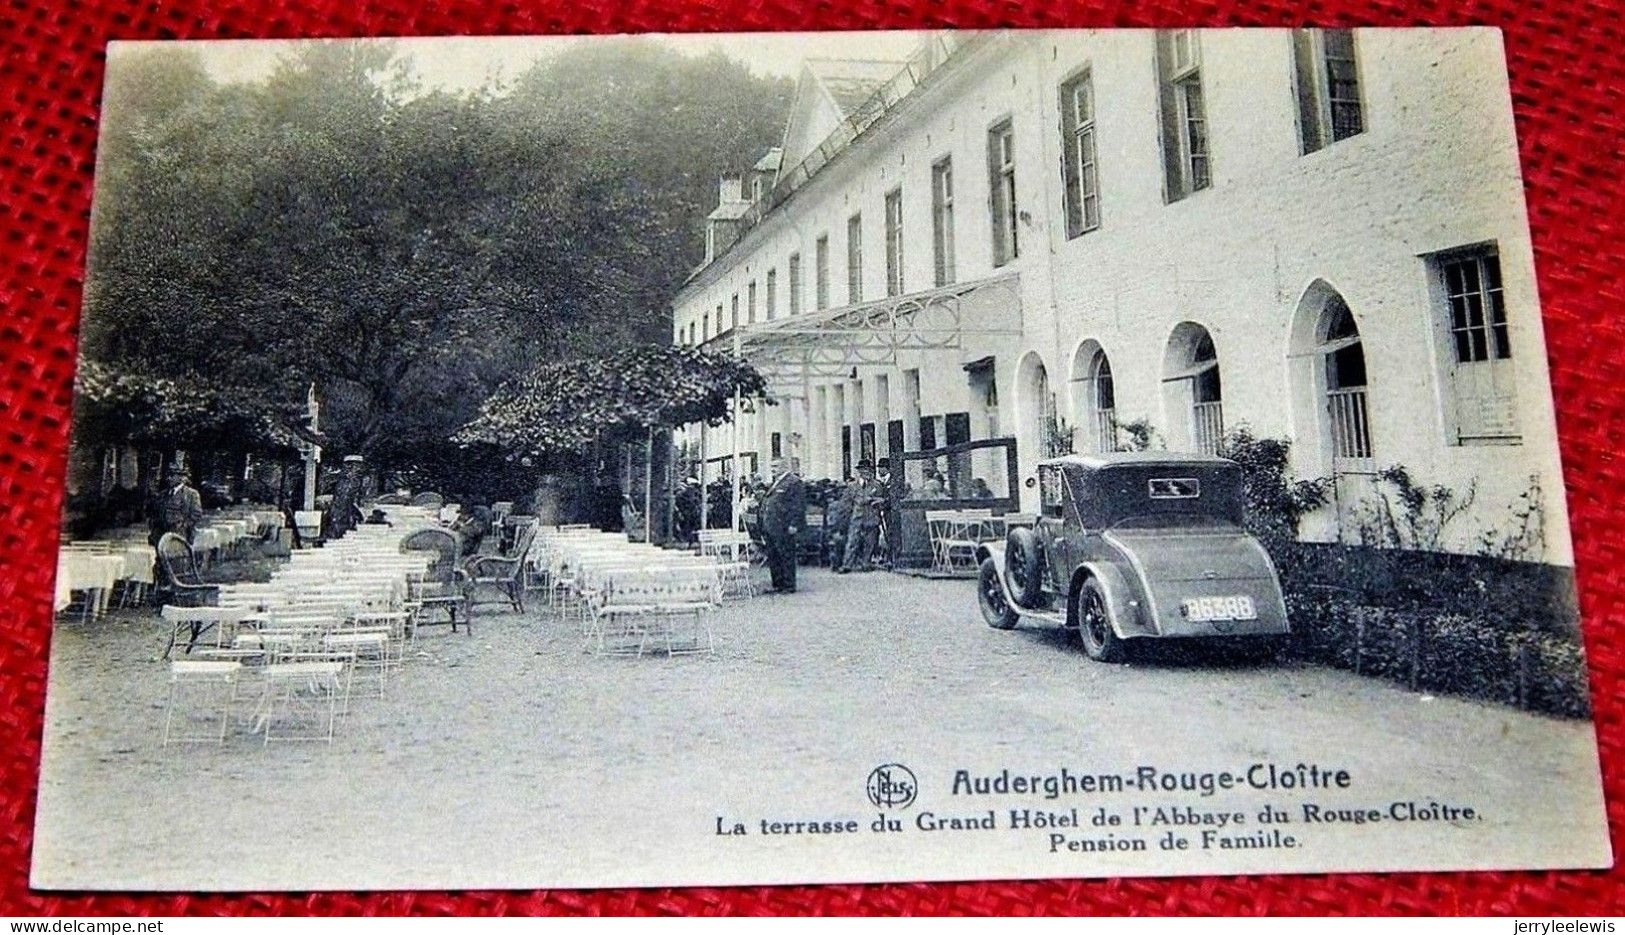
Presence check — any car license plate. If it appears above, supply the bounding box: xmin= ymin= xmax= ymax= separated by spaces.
xmin=1181 ymin=595 xmax=1257 ymax=622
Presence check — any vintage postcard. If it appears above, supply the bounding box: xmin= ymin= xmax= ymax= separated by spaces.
xmin=35 ymin=28 xmax=1610 ymax=891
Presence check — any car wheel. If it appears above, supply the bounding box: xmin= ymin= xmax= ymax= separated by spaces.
xmin=1075 ymin=577 xmax=1125 ymax=663
xmin=1004 ymin=526 xmax=1045 ymax=609
xmin=978 ymin=558 xmax=1020 ymax=629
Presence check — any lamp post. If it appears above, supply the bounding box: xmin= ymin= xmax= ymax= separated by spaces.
xmin=301 ymin=382 xmax=320 ymax=511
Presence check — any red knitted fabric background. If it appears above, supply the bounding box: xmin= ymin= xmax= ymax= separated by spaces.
xmin=1 ymin=0 xmax=1620 ymax=917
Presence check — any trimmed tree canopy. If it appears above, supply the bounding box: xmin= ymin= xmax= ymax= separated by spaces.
xmin=456 ymin=345 xmax=770 ymax=455
xmin=74 ymin=359 xmax=302 ymax=453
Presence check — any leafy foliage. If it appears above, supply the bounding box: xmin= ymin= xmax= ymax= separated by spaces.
xmin=73 ymin=359 xmax=298 ymax=453
xmin=456 ymin=345 xmax=770 ymax=456
xmin=1351 ymin=464 xmax=1477 ymax=552
xmin=80 ymin=40 xmax=790 ymax=472
xmin=1112 ymin=417 xmax=1160 ymax=452
xmin=1217 ymin=426 xmax=1330 ymax=543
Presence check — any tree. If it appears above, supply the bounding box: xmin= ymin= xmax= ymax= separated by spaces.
xmin=72 ymin=360 xmax=298 ymax=454
xmin=78 ymin=38 xmax=791 ymax=491
xmin=456 ymin=345 xmax=770 ymax=456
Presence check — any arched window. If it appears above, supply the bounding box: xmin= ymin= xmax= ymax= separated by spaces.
xmin=1068 ymin=341 xmax=1116 ymax=454
xmin=1089 ymin=351 xmax=1116 ymax=452
xmin=1163 ymin=325 xmax=1222 ymax=458
xmin=1015 ymin=351 xmax=1053 ymax=497
xmin=1161 ymin=323 xmax=1223 ymax=455
xmin=1320 ymin=293 xmax=1372 ymax=466
xmin=1189 ymin=334 xmax=1222 ymax=454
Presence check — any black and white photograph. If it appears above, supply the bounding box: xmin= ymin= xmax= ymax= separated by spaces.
xmin=35 ymin=28 xmax=1610 ymax=890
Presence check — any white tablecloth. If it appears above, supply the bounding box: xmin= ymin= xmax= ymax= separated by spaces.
xmin=55 ymin=553 xmax=125 ymax=611
xmin=115 ymin=544 xmax=156 ymax=585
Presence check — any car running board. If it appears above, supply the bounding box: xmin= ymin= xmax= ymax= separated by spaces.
xmin=1017 ymin=608 xmax=1067 ymax=627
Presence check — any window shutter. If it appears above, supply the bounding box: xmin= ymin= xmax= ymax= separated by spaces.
xmin=1059 ymin=84 xmax=1082 ymax=237
xmin=986 ymin=127 xmax=1005 ymax=263
xmin=1292 ymin=30 xmax=1325 ymax=154
xmin=1155 ymin=34 xmax=1186 ymax=200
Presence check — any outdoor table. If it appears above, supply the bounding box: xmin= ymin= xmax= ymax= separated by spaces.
xmin=55 ymin=551 xmax=126 ymax=618
xmin=191 ymin=527 xmax=221 ymax=556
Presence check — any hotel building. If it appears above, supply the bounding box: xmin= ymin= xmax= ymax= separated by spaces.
xmin=670 ymin=29 xmax=1569 ymax=561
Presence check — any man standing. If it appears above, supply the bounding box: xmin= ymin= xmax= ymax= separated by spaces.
xmin=760 ymin=458 xmax=806 ymax=593
xmin=674 ymin=476 xmax=702 ymax=544
xmin=824 ymin=481 xmax=854 ymax=569
xmin=323 ymin=454 xmax=366 ymax=541
xmin=875 ymin=457 xmax=902 ymax=570
xmin=148 ymin=461 xmax=203 ymax=546
xmin=840 ymin=458 xmax=886 ymax=573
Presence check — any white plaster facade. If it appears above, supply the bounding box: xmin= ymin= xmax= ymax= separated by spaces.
xmin=671 ymin=29 xmax=1571 ymax=564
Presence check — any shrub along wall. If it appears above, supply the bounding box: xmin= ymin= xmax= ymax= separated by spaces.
xmin=1273 ymin=542 xmax=1591 ymax=719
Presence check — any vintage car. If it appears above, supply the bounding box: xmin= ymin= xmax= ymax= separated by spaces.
xmin=975 ymin=452 xmax=1289 ymax=661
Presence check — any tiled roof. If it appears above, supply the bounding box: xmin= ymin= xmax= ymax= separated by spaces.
xmin=805 ymin=58 xmax=906 ymax=117
xmin=753 ymin=148 xmax=783 ymax=172
xmin=707 ymin=200 xmax=752 ymax=221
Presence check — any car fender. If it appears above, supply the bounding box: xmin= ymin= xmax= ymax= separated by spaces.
xmin=975 ymin=541 xmax=1004 ymax=571
xmin=1069 ymin=562 xmax=1152 ymax=639
xmin=976 ymin=541 xmax=1042 ymax=614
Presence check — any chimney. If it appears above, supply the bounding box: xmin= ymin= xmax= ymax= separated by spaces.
xmin=704 ymin=175 xmax=753 ymax=265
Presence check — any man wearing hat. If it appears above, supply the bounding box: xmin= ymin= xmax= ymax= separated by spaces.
xmin=875 ymin=457 xmax=902 ymax=570
xmin=147 ymin=460 xmax=203 ymax=546
xmin=673 ymin=475 xmax=703 ymax=545
xmin=760 ymin=458 xmax=806 ymax=593
xmin=323 ymin=454 xmax=367 ymax=541
xmin=840 ymin=458 xmax=887 ymax=573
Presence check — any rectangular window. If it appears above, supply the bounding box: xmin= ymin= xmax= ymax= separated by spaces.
xmin=815 ymin=236 xmax=830 ymax=310
xmin=931 ymin=158 xmax=956 ymax=286
xmin=846 ymin=213 xmax=864 ymax=304
xmin=730 ymin=294 xmax=739 ymax=331
xmin=788 ymin=253 xmax=802 ymax=314
xmin=765 ymin=268 xmax=777 ymax=320
xmin=987 ymin=120 xmax=1018 ymax=265
xmin=1060 ymin=69 xmax=1102 ymax=237
xmin=747 ymin=281 xmax=757 ymax=324
xmin=1433 ymin=247 xmax=1519 ymax=444
xmin=1294 ymin=28 xmax=1364 ymax=154
xmin=1156 ymin=30 xmax=1211 ymax=202
xmin=884 ymin=188 xmax=905 ymax=297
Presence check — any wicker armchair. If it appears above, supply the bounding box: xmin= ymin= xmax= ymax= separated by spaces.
xmin=464 ymin=522 xmax=539 ymax=615
xmin=401 ymin=527 xmax=471 ymax=634
xmin=155 ymin=532 xmax=219 ymax=609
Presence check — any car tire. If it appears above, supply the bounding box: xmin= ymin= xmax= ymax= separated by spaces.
xmin=1004 ymin=526 xmax=1045 ymax=609
xmin=978 ymin=557 xmax=1020 ymax=630
xmin=1074 ymin=577 xmax=1126 ymax=663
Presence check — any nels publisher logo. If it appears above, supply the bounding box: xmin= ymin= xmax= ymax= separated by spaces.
xmin=866 ymin=764 xmax=918 ymax=810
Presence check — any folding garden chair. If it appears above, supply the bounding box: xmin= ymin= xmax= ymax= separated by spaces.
xmin=162 ymin=660 xmax=242 ymax=745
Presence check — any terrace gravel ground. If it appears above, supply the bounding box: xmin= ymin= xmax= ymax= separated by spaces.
xmin=30 ymin=566 xmax=1609 ymax=890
